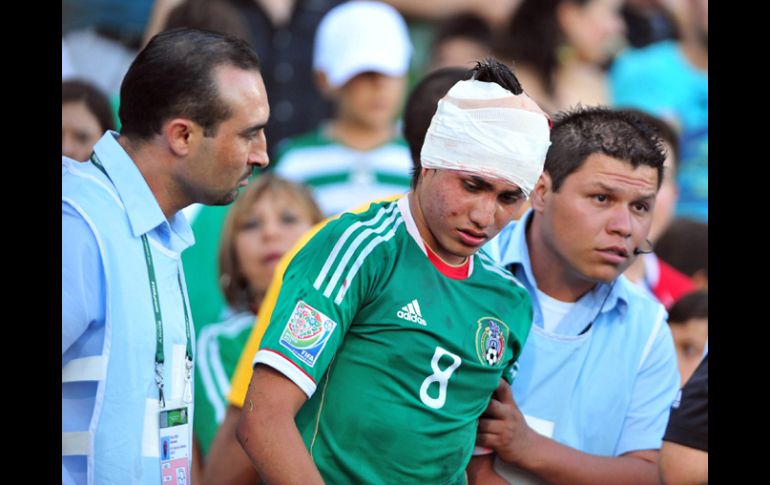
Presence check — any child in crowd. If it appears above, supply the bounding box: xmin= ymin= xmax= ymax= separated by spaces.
xmin=667 ymin=290 xmax=708 ymax=385
xmin=273 ymin=0 xmax=413 ymax=217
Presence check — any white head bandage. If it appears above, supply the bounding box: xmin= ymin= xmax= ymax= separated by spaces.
xmin=420 ymin=79 xmax=551 ymax=198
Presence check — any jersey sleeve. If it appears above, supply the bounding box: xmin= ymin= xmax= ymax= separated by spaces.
xmin=252 ymin=215 xmax=388 ymax=398
xmin=663 ymin=354 xmax=708 ymax=451
xmin=614 ymin=312 xmax=681 ymax=455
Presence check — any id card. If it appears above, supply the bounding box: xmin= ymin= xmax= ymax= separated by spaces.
xmin=159 ymin=407 xmax=190 ymax=484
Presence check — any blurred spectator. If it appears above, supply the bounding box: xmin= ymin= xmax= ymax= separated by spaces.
xmin=428 ymin=14 xmax=493 ymax=71
xmin=610 ymin=0 xmax=708 ymax=222
xmin=655 ymin=217 xmax=708 ymax=290
xmin=660 ymin=353 xmax=708 ymax=484
xmin=274 ymin=0 xmax=413 ymax=217
xmin=494 ymin=0 xmax=626 ymax=114
xmin=62 ymin=80 xmax=116 ymax=162
xmin=163 ymin=0 xmax=251 ymax=43
xmin=194 ymin=175 xmax=321 ymax=471
xmin=223 ymin=0 xmax=344 ymax=159
xmin=383 ymin=0 xmax=522 ymax=30
xmin=63 ymin=0 xmax=154 ymax=46
xmin=62 ymin=29 xmax=137 ymax=105
xmin=621 ymin=0 xmax=679 ymax=48
xmin=623 ymin=110 xmax=694 ymax=309
xmin=62 ymin=0 xmax=153 ymax=99
xmin=667 ymin=290 xmax=707 ymax=386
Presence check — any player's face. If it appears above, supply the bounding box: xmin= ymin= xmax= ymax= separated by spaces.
xmin=416 ymin=168 xmax=526 ymax=264
xmin=533 ymin=153 xmax=658 ymax=286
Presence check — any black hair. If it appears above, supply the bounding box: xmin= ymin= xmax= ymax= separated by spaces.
xmin=119 ymin=28 xmax=261 ymax=141
xmin=546 ymin=106 xmax=666 ymax=191
xmin=623 ymin=109 xmax=681 ymax=172
xmin=62 ymin=79 xmax=116 ymax=132
xmin=668 ymin=290 xmax=708 ymax=323
xmin=403 ymin=58 xmax=523 ymax=188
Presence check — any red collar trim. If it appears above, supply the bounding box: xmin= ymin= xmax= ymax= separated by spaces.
xmin=425 ymin=244 xmax=471 ymax=280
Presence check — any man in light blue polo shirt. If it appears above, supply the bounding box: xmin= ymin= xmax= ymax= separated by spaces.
xmin=470 ymin=107 xmax=680 ymax=484
xmin=62 ymin=29 xmax=269 ymax=485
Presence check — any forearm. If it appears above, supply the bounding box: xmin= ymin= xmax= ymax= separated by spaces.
xmin=202 ymin=406 xmax=259 ymax=485
xmin=513 ymin=434 xmax=659 ymax=485
xmin=659 ymin=441 xmax=708 ymax=485
xmin=236 ymin=399 xmax=322 ymax=485
xmin=191 ymin=435 xmax=202 ymax=484
xmin=467 ymin=453 xmax=508 ymax=485
xmin=235 ymin=366 xmax=323 ymax=485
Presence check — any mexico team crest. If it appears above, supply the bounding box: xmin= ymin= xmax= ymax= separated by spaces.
xmin=475 ymin=317 xmax=509 ymax=367
xmin=279 ymin=300 xmax=337 ymax=367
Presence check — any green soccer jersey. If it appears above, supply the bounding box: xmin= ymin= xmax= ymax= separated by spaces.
xmin=255 ymin=197 xmax=533 ymax=484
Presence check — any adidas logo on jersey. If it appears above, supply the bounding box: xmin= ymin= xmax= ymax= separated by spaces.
xmin=397 ymin=299 xmax=427 ymax=326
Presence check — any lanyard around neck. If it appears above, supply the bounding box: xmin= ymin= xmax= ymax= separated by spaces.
xmin=90 ymin=153 xmax=193 ymax=407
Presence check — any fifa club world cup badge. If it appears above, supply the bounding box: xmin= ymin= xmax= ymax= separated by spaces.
xmin=475 ymin=317 xmax=510 ymax=367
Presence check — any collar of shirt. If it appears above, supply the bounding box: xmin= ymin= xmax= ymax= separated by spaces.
xmin=490 ymin=209 xmax=629 ymax=334
xmin=93 ymin=131 xmax=195 ymax=253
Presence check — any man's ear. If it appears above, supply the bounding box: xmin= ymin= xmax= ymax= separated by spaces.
xmin=530 ymin=172 xmax=552 ymax=213
xmin=164 ymin=118 xmax=197 ymax=157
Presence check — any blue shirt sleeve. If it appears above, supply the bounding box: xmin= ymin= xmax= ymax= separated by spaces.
xmin=614 ymin=319 xmax=680 ymax=455
xmin=62 ymin=201 xmax=106 ymax=355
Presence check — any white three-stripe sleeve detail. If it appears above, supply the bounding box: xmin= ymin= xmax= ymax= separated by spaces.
xmin=313 ymin=204 xmax=396 ymax=290
xmin=334 ymin=217 xmax=404 ymax=304
xmin=322 ymin=209 xmax=401 ymax=298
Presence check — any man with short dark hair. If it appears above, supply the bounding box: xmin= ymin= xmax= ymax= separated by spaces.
xmin=62 ymin=28 xmax=269 ymax=485
xmin=234 ymin=59 xmax=552 ymax=484
xmin=471 ymin=107 xmax=680 ymax=484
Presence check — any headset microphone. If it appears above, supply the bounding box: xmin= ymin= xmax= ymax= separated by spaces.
xmin=633 ymin=239 xmax=655 ymax=255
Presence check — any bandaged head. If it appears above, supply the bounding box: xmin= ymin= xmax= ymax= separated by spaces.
xmin=420 ymin=79 xmax=551 ymax=198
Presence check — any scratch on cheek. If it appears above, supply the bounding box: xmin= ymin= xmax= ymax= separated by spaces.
xmin=248 ymin=399 xmax=254 ymax=412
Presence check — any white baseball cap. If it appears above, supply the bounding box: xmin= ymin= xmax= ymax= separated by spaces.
xmin=313 ymin=1 xmax=412 ymax=88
